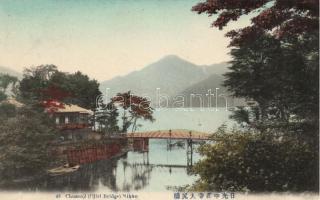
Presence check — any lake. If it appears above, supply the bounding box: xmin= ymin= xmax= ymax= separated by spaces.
xmin=2 ymin=108 xmax=233 ymax=192
xmin=134 ymin=108 xmax=233 ymax=133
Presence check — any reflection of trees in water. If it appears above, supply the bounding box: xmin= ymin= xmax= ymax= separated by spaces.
xmin=45 ymin=158 xmax=119 ymax=191
xmin=121 ymin=160 xmax=153 ymax=191
xmin=44 ymin=155 xmax=153 ymax=192
xmin=1 ymin=141 xmax=197 ymax=192
xmin=4 ymin=154 xmax=155 ymax=192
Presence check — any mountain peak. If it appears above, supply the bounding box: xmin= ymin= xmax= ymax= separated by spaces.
xmin=150 ymin=55 xmax=195 ymax=68
xmin=161 ymin=54 xmax=181 ymax=59
xmin=100 ymin=55 xmax=230 ymax=107
xmin=158 ymin=54 xmax=185 ymax=62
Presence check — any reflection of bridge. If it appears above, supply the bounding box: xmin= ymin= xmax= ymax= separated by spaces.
xmin=126 ymin=129 xmax=211 ymax=167
xmin=125 ymin=162 xmax=188 ymax=168
xmin=123 ymin=162 xmax=193 ymax=175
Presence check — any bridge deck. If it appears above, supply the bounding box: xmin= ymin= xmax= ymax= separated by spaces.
xmin=126 ymin=129 xmax=210 ymax=140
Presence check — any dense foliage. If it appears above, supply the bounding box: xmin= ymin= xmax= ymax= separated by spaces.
xmin=0 ymin=73 xmax=18 ymax=101
xmin=192 ymin=0 xmax=319 ymax=192
xmin=192 ymin=0 xmax=318 ymax=46
xmin=192 ymin=126 xmax=318 ymax=192
xmin=111 ymin=91 xmax=155 ymax=133
xmin=0 ymin=105 xmax=57 ymax=180
xmin=225 ymin=32 xmax=318 ymax=126
xmin=96 ymin=102 xmax=120 ymax=135
xmin=0 ymin=65 xmax=102 ymax=181
xmin=95 ymin=91 xmax=155 ymax=134
xmin=0 ymin=74 xmax=18 ymax=94
xmin=19 ymin=65 xmax=101 ymax=110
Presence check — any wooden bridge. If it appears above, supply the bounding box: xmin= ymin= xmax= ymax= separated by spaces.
xmin=126 ymin=129 xmax=211 ymax=167
xmin=126 ymin=129 xmax=211 ymax=140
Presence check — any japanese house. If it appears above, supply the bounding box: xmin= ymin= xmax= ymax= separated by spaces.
xmin=48 ymin=102 xmax=94 ymax=141
xmin=52 ymin=104 xmax=93 ymax=130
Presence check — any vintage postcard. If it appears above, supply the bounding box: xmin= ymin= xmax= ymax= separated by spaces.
xmin=0 ymin=0 xmax=318 ymax=200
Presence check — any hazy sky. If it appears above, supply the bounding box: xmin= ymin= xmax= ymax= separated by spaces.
xmin=0 ymin=0 xmax=250 ymax=81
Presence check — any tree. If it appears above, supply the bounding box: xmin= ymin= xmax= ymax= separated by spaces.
xmin=0 ymin=91 xmax=7 ymax=102
xmin=192 ymin=0 xmax=319 ymax=47
xmin=0 ymin=74 xmax=18 ymax=101
xmin=192 ymin=0 xmax=319 ymax=125
xmin=192 ymin=0 xmax=319 ymax=144
xmin=49 ymin=71 xmax=101 ymax=110
xmin=0 ymin=103 xmax=16 ymax=119
xmin=111 ymin=91 xmax=154 ymax=133
xmin=191 ymin=126 xmax=318 ymax=192
xmin=0 ymin=105 xmax=57 ymax=180
xmin=65 ymin=71 xmax=101 ymax=110
xmin=19 ymin=65 xmax=58 ymax=101
xmin=224 ymin=33 xmax=318 ymax=125
xmin=19 ymin=65 xmax=101 ymax=110
xmin=225 ymin=34 xmax=285 ymax=120
xmin=96 ymin=102 xmax=120 ymax=135
xmin=191 ymin=0 xmax=319 ymax=192
xmin=0 ymin=74 xmax=18 ymax=94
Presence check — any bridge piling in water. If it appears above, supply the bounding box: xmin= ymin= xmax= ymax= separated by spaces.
xmin=186 ymin=131 xmax=193 ymax=167
xmin=167 ymin=129 xmax=172 ymax=150
xmin=132 ymin=138 xmax=149 ymax=152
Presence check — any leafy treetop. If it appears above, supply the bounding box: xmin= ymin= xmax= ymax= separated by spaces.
xmin=192 ymin=0 xmax=319 ymax=47
xmin=19 ymin=65 xmax=101 ymax=110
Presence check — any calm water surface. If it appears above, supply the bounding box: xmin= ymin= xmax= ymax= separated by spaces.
xmin=4 ymin=108 xmax=233 ymax=192
xmin=136 ymin=108 xmax=232 ymax=133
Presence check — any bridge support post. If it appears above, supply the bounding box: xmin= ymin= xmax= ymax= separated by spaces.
xmin=167 ymin=130 xmax=172 ymax=151
xmin=142 ymin=138 xmax=149 ymax=152
xmin=187 ymin=131 xmax=193 ymax=167
xmin=186 ymin=138 xmax=193 ymax=167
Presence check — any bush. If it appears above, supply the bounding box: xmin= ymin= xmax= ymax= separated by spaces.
xmin=0 ymin=103 xmax=17 ymax=119
xmin=191 ymin=127 xmax=318 ymax=192
xmin=0 ymin=106 xmax=57 ymax=180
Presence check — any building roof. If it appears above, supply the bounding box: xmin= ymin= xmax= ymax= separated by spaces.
xmin=54 ymin=104 xmax=93 ymax=115
xmin=1 ymin=99 xmax=93 ymax=114
xmin=1 ymin=98 xmax=24 ymax=107
xmin=44 ymin=100 xmax=93 ymax=115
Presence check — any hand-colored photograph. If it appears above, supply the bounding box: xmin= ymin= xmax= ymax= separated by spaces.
xmin=0 ymin=1 xmax=318 ymax=200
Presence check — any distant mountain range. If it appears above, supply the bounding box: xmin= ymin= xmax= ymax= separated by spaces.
xmin=100 ymin=55 xmax=244 ymax=108
xmin=1 ymin=57 xmax=245 ymax=108
xmin=0 ymin=66 xmax=22 ymax=79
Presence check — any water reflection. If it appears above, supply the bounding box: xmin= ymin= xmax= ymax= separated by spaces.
xmin=1 ymin=139 xmax=200 ymax=192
